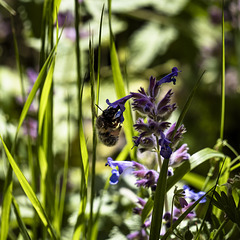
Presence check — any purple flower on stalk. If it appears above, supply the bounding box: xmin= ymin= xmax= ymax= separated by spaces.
xmin=105 ymin=157 xmax=145 ymax=185
xmin=159 ymin=131 xmax=172 ymax=159
xmin=131 ymin=68 xmax=179 ymax=117
xmin=106 ymin=95 xmax=132 ymax=123
xmin=169 ymin=144 xmax=190 ymax=167
xmin=157 ymin=67 xmax=180 ymax=86
xmin=134 ymin=169 xmax=159 ymax=188
xmin=183 ymin=185 xmax=206 ymax=203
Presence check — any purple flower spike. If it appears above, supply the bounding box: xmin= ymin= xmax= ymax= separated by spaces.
xmin=159 ymin=132 xmax=172 ymax=159
xmin=106 ymin=95 xmax=132 ymax=123
xmin=183 ymin=185 xmax=206 ymax=203
xmin=106 ymin=157 xmax=147 ymax=185
xmin=109 ymin=169 xmax=120 ymax=185
xmin=157 ymin=67 xmax=181 ymax=86
xmin=106 ymin=157 xmax=134 ymax=174
xmin=169 ymin=144 xmax=190 ymax=167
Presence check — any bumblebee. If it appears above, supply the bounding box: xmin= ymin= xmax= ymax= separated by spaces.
xmin=96 ymin=106 xmax=122 ymax=146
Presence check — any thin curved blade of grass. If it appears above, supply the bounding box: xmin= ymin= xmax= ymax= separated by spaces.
xmin=12 ymin=197 xmax=31 ymax=240
xmin=52 ymin=0 xmax=61 ymax=23
xmin=15 ymin=47 xmax=56 ymax=139
xmin=172 ymin=71 xmax=205 ymax=141
xmin=0 ymin=0 xmax=16 ymax=15
xmin=0 ymin=166 xmax=13 ymax=240
xmin=38 ymin=145 xmax=48 ymax=208
xmin=0 ymin=135 xmax=58 ymax=240
xmin=89 ymin=35 xmax=97 ymax=240
xmin=38 ymin=58 xmax=55 ymax=133
xmin=162 ymin=188 xmax=214 ymax=240
xmin=108 ymin=0 xmax=134 ymax=159
xmin=54 ymin=93 xmax=70 ymax=235
xmin=72 ymin=199 xmax=87 ymax=240
xmin=96 ymin=4 xmax=104 ymax=111
xmin=141 ymin=148 xmax=225 ymax=225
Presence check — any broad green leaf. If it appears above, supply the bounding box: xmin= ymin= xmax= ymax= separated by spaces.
xmin=182 ymin=172 xmax=214 ymax=190
xmin=150 ymin=158 xmax=169 ymax=240
xmin=142 ymin=148 xmax=225 ymax=227
xmin=0 ymin=135 xmax=58 ymax=240
xmin=167 ymin=148 xmax=225 ymax=191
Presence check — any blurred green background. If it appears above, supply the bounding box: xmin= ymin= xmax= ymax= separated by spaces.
xmin=0 ymin=0 xmax=240 ymax=238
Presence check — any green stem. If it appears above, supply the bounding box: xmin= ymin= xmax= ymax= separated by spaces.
xmin=220 ymin=0 xmax=225 ymax=141
xmin=202 ymin=165 xmax=215 ymax=191
xmin=155 ymin=135 xmax=168 ymax=212
xmin=212 ymin=218 xmax=229 ymax=240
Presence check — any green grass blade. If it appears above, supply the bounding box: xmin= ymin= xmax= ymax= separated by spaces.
xmin=57 ymin=94 xmax=70 ymax=233
xmin=0 ymin=166 xmax=13 ymax=240
xmin=15 ymin=48 xmax=56 ymax=139
xmin=220 ymin=0 xmax=225 ymax=140
xmin=38 ymin=58 xmax=55 ymax=133
xmin=108 ymin=0 xmax=135 ymax=159
xmin=0 ymin=135 xmax=58 ymax=240
xmin=0 ymin=0 xmax=16 ymax=15
xmin=38 ymin=145 xmax=48 ymax=207
xmin=173 ymin=71 xmax=205 ymax=139
xmin=12 ymin=197 xmax=31 ymax=240
xmin=89 ymin=35 xmax=97 ymax=239
xmin=141 ymin=197 xmax=154 ymax=224
xmin=96 ymin=4 xmax=104 ymax=110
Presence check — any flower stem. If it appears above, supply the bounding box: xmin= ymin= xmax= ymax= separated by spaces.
xmin=155 ymin=135 xmax=162 ymax=170
xmin=155 ymin=135 xmax=168 ymax=212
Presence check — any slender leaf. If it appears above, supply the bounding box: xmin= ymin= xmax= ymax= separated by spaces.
xmin=167 ymin=148 xmax=225 ymax=191
xmin=141 ymin=197 xmax=154 ymax=224
xmin=96 ymin=4 xmax=105 ymax=110
xmin=38 ymin=59 xmax=55 ymax=133
xmin=108 ymin=0 xmax=135 ymax=159
xmin=0 ymin=135 xmax=58 ymax=240
xmin=162 ymin=189 xmax=213 ymax=240
xmin=0 ymin=166 xmax=13 ymax=240
xmin=16 ymin=48 xmax=56 ymax=139
xmin=173 ymin=71 xmax=205 ymax=139
xmin=0 ymin=0 xmax=16 ymax=15
xmin=12 ymin=197 xmax=31 ymax=240
xmin=149 ymin=158 xmax=169 ymax=240
xmin=141 ymin=148 xmax=225 ymax=224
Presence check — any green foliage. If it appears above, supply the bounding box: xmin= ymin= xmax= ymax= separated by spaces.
xmin=211 ymin=191 xmax=240 ymax=228
xmin=1 ymin=0 xmax=240 ymax=239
